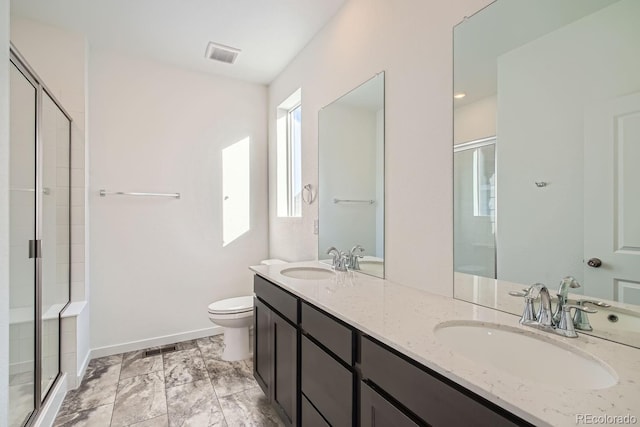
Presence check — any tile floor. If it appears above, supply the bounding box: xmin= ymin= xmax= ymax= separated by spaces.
xmin=53 ymin=335 xmax=284 ymax=427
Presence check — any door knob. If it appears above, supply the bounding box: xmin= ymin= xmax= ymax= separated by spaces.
xmin=587 ymin=258 xmax=602 ymax=268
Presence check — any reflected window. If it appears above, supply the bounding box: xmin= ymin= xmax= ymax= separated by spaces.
xmin=222 ymin=137 xmax=250 ymax=246
xmin=454 ymin=137 xmax=496 ymax=278
xmin=472 ymin=144 xmax=496 ymax=218
xmin=276 ymin=89 xmax=302 ymax=217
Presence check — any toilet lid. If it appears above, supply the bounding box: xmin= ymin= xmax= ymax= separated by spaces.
xmin=208 ymin=296 xmax=254 ymax=314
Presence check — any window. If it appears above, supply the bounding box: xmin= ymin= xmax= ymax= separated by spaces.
xmin=277 ymin=89 xmax=302 ymax=217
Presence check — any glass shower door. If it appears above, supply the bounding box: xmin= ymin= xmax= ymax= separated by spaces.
xmin=9 ymin=61 xmax=37 ymax=427
xmin=40 ymin=93 xmax=71 ymax=399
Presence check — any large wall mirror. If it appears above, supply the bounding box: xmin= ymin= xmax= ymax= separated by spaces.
xmin=319 ymin=72 xmax=385 ymax=278
xmin=453 ymin=0 xmax=640 ymax=347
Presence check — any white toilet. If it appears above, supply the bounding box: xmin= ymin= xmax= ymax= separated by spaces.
xmin=207 ymin=259 xmax=286 ymax=361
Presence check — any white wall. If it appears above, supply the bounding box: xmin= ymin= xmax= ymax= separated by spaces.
xmin=454 ymin=95 xmax=496 ymax=145
xmin=318 ymin=104 xmax=378 ymax=256
xmin=11 ymin=18 xmax=86 ymax=130
xmin=497 ymin=0 xmax=640 ymax=287
xmin=268 ymin=0 xmax=492 ymax=295
xmin=89 ymin=49 xmax=268 ymax=350
xmin=1 ymin=0 xmax=11 ymax=422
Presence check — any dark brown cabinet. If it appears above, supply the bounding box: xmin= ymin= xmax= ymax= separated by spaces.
xmin=360 ymin=382 xmax=420 ymax=427
xmin=253 ymin=297 xmax=271 ymax=395
xmin=254 ymin=274 xmax=531 ymax=427
xmin=301 ymin=335 xmax=353 ymax=426
xmin=360 ymin=336 xmax=530 ymax=427
xmin=253 ymin=277 xmax=298 ymax=426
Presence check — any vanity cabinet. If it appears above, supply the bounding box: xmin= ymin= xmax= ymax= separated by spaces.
xmin=300 ymin=301 xmax=356 ymax=426
xmin=253 ymin=276 xmax=298 ymax=426
xmin=360 ymin=336 xmax=531 ymax=427
xmin=360 ymin=382 xmax=420 ymax=427
xmin=254 ymin=274 xmax=531 ymax=427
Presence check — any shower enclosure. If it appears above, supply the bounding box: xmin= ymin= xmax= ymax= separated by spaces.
xmin=9 ymin=45 xmax=71 ymax=427
xmin=453 ymin=137 xmax=497 ymax=279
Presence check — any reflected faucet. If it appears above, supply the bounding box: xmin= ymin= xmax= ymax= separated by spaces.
xmin=348 ymin=245 xmax=365 ymax=270
xmin=553 ymin=276 xmax=581 ymax=324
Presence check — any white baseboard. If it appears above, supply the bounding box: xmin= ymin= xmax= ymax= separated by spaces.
xmin=90 ymin=326 xmax=223 ymax=359
xmin=33 ymin=373 xmax=67 ymax=427
xmin=69 ymin=351 xmax=92 ymax=390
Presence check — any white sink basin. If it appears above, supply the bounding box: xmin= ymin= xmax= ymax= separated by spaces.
xmin=435 ymin=321 xmax=618 ymax=390
xmin=281 ymin=267 xmax=335 ymax=280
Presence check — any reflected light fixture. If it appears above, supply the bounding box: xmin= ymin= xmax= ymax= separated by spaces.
xmin=454 ymin=92 xmax=466 ymax=99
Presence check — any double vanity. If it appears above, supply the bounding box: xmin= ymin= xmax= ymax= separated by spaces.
xmin=251 ymin=261 xmax=639 ymax=427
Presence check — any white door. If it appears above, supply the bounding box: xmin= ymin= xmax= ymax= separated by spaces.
xmin=584 ymin=92 xmax=640 ymax=304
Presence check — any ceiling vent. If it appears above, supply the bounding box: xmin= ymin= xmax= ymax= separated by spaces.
xmin=205 ymin=41 xmax=241 ymax=64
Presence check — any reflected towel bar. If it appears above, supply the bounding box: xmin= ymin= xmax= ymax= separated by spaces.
xmin=11 ymin=187 xmax=51 ymax=195
xmin=99 ymin=189 xmax=181 ymax=199
xmin=333 ymin=198 xmax=375 ymax=205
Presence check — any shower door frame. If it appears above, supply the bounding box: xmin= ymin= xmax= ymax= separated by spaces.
xmin=9 ymin=43 xmax=73 ymax=427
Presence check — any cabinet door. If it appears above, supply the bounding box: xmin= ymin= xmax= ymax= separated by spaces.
xmin=361 ymin=382 xmax=421 ymax=427
xmin=254 ymin=297 xmax=271 ymax=396
xmin=301 ymin=336 xmax=353 ymax=426
xmin=272 ymin=312 xmax=297 ymax=426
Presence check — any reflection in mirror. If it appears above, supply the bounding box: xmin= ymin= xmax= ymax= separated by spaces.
xmin=319 ymin=73 xmax=384 ymax=278
xmin=453 ymin=0 xmax=640 ymax=347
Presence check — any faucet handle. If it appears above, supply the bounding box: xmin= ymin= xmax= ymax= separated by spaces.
xmin=573 ymin=300 xmax=610 ymax=331
xmin=555 ymin=304 xmax=597 ymax=338
xmin=563 ymin=304 xmax=598 ymax=314
xmin=510 ymin=289 xmax=537 ymax=324
xmin=577 ymin=299 xmax=611 ymax=308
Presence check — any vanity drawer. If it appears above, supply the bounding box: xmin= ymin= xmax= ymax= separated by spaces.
xmin=301 ymin=393 xmax=330 ymax=427
xmin=360 ymin=382 xmax=421 ymax=427
xmin=301 ymin=301 xmax=354 ymax=365
xmin=360 ymin=336 xmax=526 ymax=427
xmin=254 ymin=275 xmax=298 ymax=324
xmin=301 ymin=335 xmax=353 ymax=426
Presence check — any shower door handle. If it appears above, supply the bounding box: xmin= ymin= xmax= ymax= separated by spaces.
xmin=29 ymin=240 xmax=42 ymax=259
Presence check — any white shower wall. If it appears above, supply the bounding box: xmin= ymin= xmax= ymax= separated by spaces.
xmin=88 ymin=49 xmax=269 ymax=352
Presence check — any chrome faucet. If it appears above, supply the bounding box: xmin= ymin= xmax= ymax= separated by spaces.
xmin=510 ymin=281 xmax=600 ymax=338
xmin=326 ymin=247 xmax=348 ymax=272
xmin=527 ymin=283 xmax=554 ymax=328
xmin=348 ymin=245 xmax=365 ymax=270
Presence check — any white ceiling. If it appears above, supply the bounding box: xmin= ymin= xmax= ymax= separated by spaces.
xmin=10 ymin=0 xmax=348 ymax=84
xmin=454 ymin=0 xmax=619 ymax=106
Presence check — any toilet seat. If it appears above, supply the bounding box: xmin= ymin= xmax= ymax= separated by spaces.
xmin=207 ymin=296 xmax=253 ymax=315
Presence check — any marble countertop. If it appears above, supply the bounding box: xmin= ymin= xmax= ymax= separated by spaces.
xmin=250 ymin=261 xmax=640 ymax=427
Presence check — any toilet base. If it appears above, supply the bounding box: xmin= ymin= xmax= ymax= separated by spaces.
xmin=222 ymin=326 xmax=250 ymax=361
